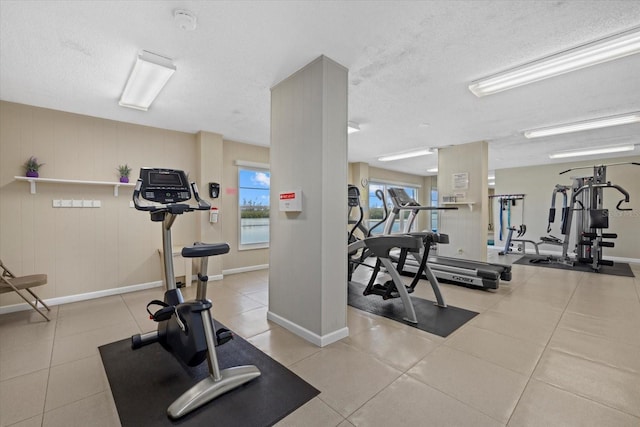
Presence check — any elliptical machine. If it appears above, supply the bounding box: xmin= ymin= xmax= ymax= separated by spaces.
xmin=347 ymin=185 xmax=448 ymax=324
xmin=131 ymin=168 xmax=260 ymax=420
xmin=347 ymin=185 xmax=388 ymax=280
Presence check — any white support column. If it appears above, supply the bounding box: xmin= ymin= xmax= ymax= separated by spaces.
xmin=437 ymin=141 xmax=489 ymax=261
xmin=268 ymin=56 xmax=349 ymax=346
xmin=196 ymin=131 xmax=224 ymax=279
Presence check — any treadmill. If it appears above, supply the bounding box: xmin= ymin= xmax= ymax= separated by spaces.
xmin=385 ymin=188 xmax=512 ymax=290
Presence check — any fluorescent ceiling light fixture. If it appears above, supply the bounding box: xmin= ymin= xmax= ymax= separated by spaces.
xmin=348 ymin=121 xmax=361 ymax=134
xmin=427 ymin=168 xmax=438 ymax=173
xmin=524 ymin=112 xmax=640 ymax=138
xmin=119 ymin=51 xmax=176 ymax=111
xmin=488 ymin=174 xmax=495 ymax=180
xmin=378 ymin=149 xmax=432 ymax=162
xmin=549 ymin=144 xmax=635 ymax=159
xmin=469 ymin=26 xmax=640 ymax=97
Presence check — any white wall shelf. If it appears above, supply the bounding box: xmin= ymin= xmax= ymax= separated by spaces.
xmin=442 ymin=201 xmax=475 ymax=211
xmin=14 ymin=176 xmax=135 ymax=196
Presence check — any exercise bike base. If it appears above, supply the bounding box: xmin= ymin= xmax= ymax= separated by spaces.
xmin=167 ymin=365 xmax=261 ymax=419
xmin=131 ymin=331 xmax=159 ymax=349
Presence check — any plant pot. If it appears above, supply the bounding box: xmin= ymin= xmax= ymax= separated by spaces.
xmin=26 ymin=171 xmax=39 ymax=178
xmin=119 ymin=176 xmax=129 ymax=183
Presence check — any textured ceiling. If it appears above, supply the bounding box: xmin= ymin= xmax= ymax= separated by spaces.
xmin=1 ymin=0 xmax=639 ymax=176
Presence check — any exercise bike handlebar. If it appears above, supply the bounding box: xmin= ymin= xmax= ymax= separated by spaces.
xmin=132 ymin=180 xmax=211 ymax=214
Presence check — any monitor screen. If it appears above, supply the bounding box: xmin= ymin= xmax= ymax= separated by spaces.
xmin=149 ymin=171 xmax=184 ymax=187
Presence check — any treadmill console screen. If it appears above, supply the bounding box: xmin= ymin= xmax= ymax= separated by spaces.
xmin=388 ymin=187 xmax=418 ymax=207
xmin=139 ymin=168 xmax=191 ymax=204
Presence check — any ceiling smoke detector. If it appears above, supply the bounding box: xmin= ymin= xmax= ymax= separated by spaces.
xmin=174 ymin=9 xmax=197 ymax=31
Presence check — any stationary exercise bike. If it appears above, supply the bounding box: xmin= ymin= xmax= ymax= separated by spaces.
xmin=131 ymin=168 xmax=260 ymax=420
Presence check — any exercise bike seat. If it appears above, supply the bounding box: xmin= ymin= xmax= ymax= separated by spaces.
xmin=182 ymin=242 xmax=230 ymax=258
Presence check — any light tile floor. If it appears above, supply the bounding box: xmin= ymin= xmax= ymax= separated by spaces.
xmin=1 ymin=260 xmax=640 ymax=427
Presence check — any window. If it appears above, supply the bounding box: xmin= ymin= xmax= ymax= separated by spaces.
xmin=430 ymin=187 xmax=439 ymax=232
xmin=368 ymin=182 xmax=419 ymax=235
xmin=238 ymin=167 xmax=270 ymax=249
xmin=368 ymin=183 xmax=386 ymax=235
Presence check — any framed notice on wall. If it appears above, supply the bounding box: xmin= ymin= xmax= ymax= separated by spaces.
xmin=452 ymin=172 xmax=469 ymax=190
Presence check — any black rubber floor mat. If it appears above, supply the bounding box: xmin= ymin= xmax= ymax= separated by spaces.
xmin=99 ymin=322 xmax=319 ymax=427
xmin=348 ymin=281 xmax=478 ymax=337
xmin=514 ymin=255 xmax=635 ymax=277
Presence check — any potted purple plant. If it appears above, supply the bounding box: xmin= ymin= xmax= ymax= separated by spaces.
xmin=23 ymin=156 xmax=45 ymax=178
xmin=117 ymin=164 xmax=132 ymax=183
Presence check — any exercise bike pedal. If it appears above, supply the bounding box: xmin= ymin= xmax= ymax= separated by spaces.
xmin=146 ymin=300 xmax=175 ymax=322
xmin=216 ymin=328 xmax=234 ymax=346
xmin=150 ymin=306 xmax=175 ymax=322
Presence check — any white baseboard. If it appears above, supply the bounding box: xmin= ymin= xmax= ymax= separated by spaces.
xmin=0 ymin=270 xmax=240 ymax=317
xmin=0 ymin=280 xmax=163 ymax=316
xmin=266 ymin=310 xmax=349 ymax=347
xmin=223 ymin=264 xmax=269 ymax=275
xmin=0 ymin=273 xmax=229 ymax=317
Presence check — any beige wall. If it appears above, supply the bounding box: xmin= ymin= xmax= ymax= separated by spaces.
xmin=0 ymin=101 xmax=198 ymax=308
xmin=495 ymin=155 xmax=640 ymax=260
xmin=0 ymin=101 xmax=271 ymax=311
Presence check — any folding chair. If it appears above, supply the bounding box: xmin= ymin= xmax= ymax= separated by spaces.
xmin=0 ymin=259 xmax=50 ymax=321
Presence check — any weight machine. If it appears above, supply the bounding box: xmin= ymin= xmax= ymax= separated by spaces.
xmin=536 ymin=162 xmax=637 ymax=271
xmin=490 ymin=194 xmax=541 ymax=255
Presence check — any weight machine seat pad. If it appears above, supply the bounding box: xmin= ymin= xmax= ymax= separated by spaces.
xmin=540 ymin=236 xmax=563 ymax=245
xmin=182 ymin=243 xmax=230 ymax=258
xmin=0 ymin=274 xmax=48 ymax=294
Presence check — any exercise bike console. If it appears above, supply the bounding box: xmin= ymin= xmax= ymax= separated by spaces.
xmin=133 ymin=168 xmax=210 ymax=219
xmin=140 ymin=168 xmax=191 ymax=203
